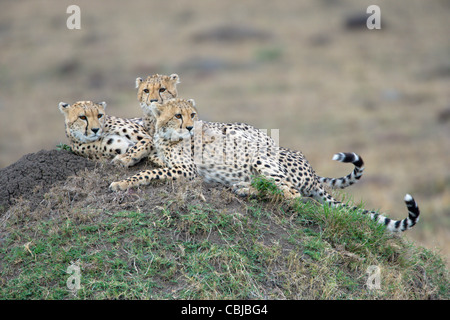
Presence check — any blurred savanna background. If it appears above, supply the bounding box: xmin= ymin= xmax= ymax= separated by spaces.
xmin=0 ymin=0 xmax=449 ymax=265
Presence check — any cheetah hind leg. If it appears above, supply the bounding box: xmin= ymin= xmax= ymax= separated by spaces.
xmin=232 ymin=180 xmax=300 ymax=200
xmin=102 ymin=135 xmax=134 ymax=166
xmin=232 ymin=181 xmax=259 ymax=198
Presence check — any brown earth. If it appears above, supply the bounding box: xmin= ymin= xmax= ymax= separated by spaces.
xmin=0 ymin=150 xmax=94 ymax=212
xmin=0 ymin=149 xmax=251 ymax=231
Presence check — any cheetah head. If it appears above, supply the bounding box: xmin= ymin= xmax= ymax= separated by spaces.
xmin=149 ymin=98 xmax=198 ymax=141
xmin=59 ymin=101 xmax=106 ymax=143
xmin=136 ymin=73 xmax=180 ymax=106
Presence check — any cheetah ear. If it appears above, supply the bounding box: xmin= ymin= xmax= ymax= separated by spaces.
xmin=187 ymin=99 xmax=196 ymax=107
xmin=58 ymin=102 xmax=70 ymax=114
xmin=135 ymin=77 xmax=143 ymax=89
xmin=169 ymin=73 xmax=180 ymax=84
xmin=98 ymin=101 xmax=107 ymax=109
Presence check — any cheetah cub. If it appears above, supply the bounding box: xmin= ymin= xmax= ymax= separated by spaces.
xmin=110 ymin=98 xmax=420 ymax=232
xmin=132 ymin=73 xmax=180 ymax=136
xmin=59 ymin=100 xmax=161 ymax=167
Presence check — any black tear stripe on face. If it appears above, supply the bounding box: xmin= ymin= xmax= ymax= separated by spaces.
xmin=84 ymin=117 xmax=90 ymax=137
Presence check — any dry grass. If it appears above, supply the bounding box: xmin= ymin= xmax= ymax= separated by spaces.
xmin=0 ymin=1 xmax=449 ymax=265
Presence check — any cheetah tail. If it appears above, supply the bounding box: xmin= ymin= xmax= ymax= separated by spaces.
xmin=320 ymin=191 xmax=421 ymax=232
xmin=318 ymin=152 xmax=365 ymax=189
xmin=362 ymin=194 xmax=421 ymax=232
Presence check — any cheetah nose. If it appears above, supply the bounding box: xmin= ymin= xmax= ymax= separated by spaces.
xmin=92 ymin=128 xmax=100 ymax=134
xmin=150 ymin=99 xmax=158 ymax=103
xmin=186 ymin=126 xmax=194 ymax=131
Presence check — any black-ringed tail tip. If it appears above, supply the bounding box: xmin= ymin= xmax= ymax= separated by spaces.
xmin=372 ymin=193 xmax=420 ymax=232
xmin=332 ymin=152 xmax=364 ymax=168
xmin=319 ymin=152 xmax=365 ymax=189
xmin=388 ymin=193 xmax=420 ymax=232
xmin=332 ymin=193 xmax=421 ymax=232
xmin=404 ymin=193 xmax=420 ymax=222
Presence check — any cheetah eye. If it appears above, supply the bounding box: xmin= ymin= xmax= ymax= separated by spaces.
xmin=97 ymin=114 xmax=104 ymax=119
xmin=143 ymin=89 xmax=149 ymax=93
xmin=191 ymin=113 xmax=196 ymax=118
xmin=79 ymin=115 xmax=87 ymax=120
xmin=174 ymin=114 xmax=182 ymax=119
xmin=159 ymin=88 xmax=166 ymax=93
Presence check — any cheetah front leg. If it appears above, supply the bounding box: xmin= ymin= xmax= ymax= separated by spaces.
xmin=112 ymin=137 xmax=156 ymax=167
xmin=109 ymin=164 xmax=197 ymax=191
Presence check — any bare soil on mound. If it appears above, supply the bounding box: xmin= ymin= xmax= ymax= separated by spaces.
xmin=0 ymin=150 xmax=258 ymax=231
xmin=0 ymin=150 xmax=95 ymax=212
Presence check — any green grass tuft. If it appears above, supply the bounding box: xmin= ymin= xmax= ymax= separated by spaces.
xmin=56 ymin=143 xmax=72 ymax=152
xmin=251 ymin=175 xmax=284 ymax=198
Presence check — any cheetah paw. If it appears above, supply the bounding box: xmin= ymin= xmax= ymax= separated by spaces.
xmin=111 ymin=154 xmax=129 ymax=167
xmin=232 ymin=185 xmax=259 ymax=198
xmin=109 ymin=180 xmax=129 ymax=191
xmin=111 ymin=154 xmax=139 ymax=168
xmin=233 ymin=187 xmax=250 ymax=197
